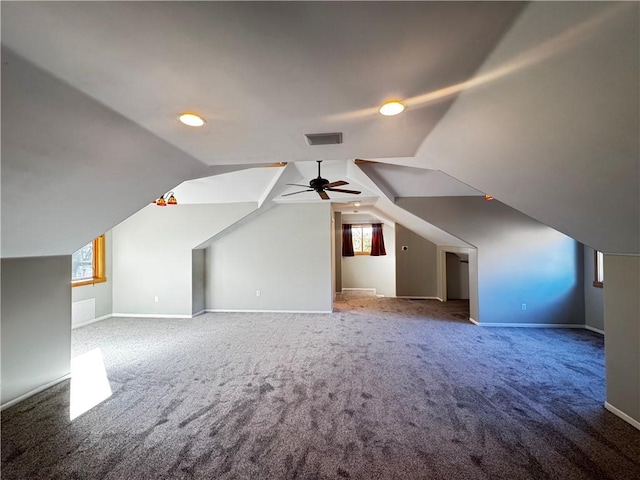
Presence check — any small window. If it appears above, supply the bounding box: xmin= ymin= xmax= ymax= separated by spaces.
xmin=72 ymin=235 xmax=106 ymax=287
xmin=351 ymin=225 xmax=372 ymax=255
xmin=593 ymin=250 xmax=604 ymax=288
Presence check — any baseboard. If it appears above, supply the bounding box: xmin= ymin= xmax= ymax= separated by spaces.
xmin=604 ymin=402 xmax=640 ymax=431
xmin=395 ymin=296 xmax=443 ymax=301
xmin=585 ymin=325 xmax=605 ymax=335
xmin=471 ymin=322 xmax=584 ymax=328
xmin=72 ymin=314 xmax=112 ymax=330
xmin=205 ymin=309 xmax=332 ymax=314
xmin=468 ymin=321 xmax=604 ymax=333
xmin=112 ymin=313 xmax=194 ymax=319
xmin=1 ymin=373 xmax=71 ymax=411
xmin=342 ymin=288 xmax=377 ymax=293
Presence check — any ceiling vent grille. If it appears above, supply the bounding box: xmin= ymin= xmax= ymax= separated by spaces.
xmin=304 ymin=132 xmax=343 ymax=146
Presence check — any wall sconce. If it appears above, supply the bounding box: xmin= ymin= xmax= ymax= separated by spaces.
xmin=153 ymin=192 xmax=178 ymax=207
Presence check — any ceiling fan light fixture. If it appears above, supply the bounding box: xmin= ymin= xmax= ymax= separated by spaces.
xmin=178 ymin=112 xmax=206 ymax=127
xmin=379 ymin=101 xmax=405 ymax=116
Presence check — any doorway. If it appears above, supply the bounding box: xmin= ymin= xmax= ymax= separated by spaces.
xmin=445 ymin=252 xmax=469 ymax=300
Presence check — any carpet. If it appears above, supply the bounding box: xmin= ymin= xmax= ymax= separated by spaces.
xmin=2 ymin=297 xmax=639 ymax=479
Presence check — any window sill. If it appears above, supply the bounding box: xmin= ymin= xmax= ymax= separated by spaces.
xmin=72 ymin=277 xmax=107 ymax=288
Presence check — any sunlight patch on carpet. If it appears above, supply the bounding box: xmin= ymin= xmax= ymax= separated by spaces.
xmin=70 ymin=348 xmax=112 ymax=420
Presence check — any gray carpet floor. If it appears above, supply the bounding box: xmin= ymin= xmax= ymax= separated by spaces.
xmin=2 ymin=296 xmax=639 ymax=479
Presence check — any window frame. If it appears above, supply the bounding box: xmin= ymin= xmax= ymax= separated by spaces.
xmin=351 ymin=224 xmax=373 ymax=256
xmin=72 ymin=235 xmax=106 ymax=287
xmin=593 ymin=250 xmax=604 ymax=288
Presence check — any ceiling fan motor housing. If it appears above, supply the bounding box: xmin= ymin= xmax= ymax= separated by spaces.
xmin=310 ymin=177 xmax=329 ymax=191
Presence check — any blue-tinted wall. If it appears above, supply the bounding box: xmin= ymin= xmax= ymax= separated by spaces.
xmin=397 ymin=196 xmax=585 ymax=325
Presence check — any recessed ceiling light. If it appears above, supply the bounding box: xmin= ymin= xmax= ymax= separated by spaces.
xmin=178 ymin=112 xmax=206 ymax=127
xmin=379 ymin=101 xmax=405 ymax=116
xmin=353 ymin=202 xmax=361 ymax=207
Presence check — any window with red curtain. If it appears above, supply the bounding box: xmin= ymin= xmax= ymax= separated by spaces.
xmin=370 ymin=223 xmax=386 ymax=256
xmin=342 ymin=224 xmax=354 ymax=256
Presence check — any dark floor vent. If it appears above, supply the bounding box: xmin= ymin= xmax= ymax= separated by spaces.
xmin=304 ymin=132 xmax=343 ymax=146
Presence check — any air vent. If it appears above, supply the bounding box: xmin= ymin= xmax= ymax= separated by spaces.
xmin=304 ymin=132 xmax=343 ymax=146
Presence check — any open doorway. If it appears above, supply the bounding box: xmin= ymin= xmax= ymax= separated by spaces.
xmin=445 ymin=252 xmax=469 ymax=300
xmin=438 ymin=246 xmax=478 ymax=323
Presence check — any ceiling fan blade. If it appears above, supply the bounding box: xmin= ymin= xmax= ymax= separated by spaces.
xmin=286 ymin=183 xmax=312 ymax=188
xmin=324 ymin=180 xmax=349 ymax=188
xmin=318 ymin=190 xmax=330 ymax=200
xmin=325 ymin=188 xmax=361 ymax=195
xmin=282 ymin=189 xmax=313 ymax=196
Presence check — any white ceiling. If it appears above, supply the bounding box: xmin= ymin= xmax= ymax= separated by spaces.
xmin=1 ymin=1 xmax=523 ymax=164
xmin=172 ymin=167 xmax=284 ymax=204
xmin=1 ymin=2 xmax=638 ymax=256
xmin=357 ymin=163 xmax=483 ymax=198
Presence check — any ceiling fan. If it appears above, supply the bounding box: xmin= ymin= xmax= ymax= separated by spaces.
xmin=282 ymin=160 xmax=361 ymax=200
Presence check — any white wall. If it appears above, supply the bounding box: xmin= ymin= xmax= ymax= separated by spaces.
xmin=584 ymin=245 xmax=604 ymax=332
xmin=112 ymin=202 xmax=256 ymax=317
xmin=604 ymin=254 xmax=640 ymax=428
xmin=1 ymin=256 xmax=72 ymax=406
xmin=71 ymin=231 xmax=113 ymax=327
xmin=192 ymin=249 xmax=206 ymax=315
xmin=206 ymin=203 xmax=333 ymax=312
xmin=399 ymin=197 xmax=584 ymax=325
xmin=334 ymin=212 xmax=342 ymax=293
xmin=342 ymin=223 xmax=396 ymax=297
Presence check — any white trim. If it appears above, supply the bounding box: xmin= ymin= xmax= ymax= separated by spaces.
xmin=342 ymin=288 xmax=377 ymax=293
xmin=395 ymin=296 xmax=443 ymax=301
xmin=192 ymin=310 xmax=206 ymax=317
xmin=1 ymin=373 xmax=71 ymax=411
xmin=72 ymin=314 xmax=112 ymax=329
xmin=585 ymin=325 xmax=605 ymax=335
xmin=604 ymin=402 xmax=640 ymax=431
xmin=205 ymin=309 xmax=332 ymax=314
xmin=111 ymin=313 xmax=194 ymax=319
xmin=470 ymin=322 xmax=584 ymax=328
xmin=468 ymin=321 xmax=606 ymax=334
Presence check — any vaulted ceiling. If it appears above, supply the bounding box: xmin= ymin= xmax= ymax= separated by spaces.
xmin=1 ymin=1 xmax=638 ymax=257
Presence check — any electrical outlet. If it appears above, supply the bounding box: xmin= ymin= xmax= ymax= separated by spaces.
xmin=521 ymin=303 xmax=527 ymax=311
xmin=256 ymin=290 xmax=261 ymax=297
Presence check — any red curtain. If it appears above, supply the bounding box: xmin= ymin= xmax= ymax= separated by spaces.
xmin=370 ymin=223 xmax=386 ymax=256
xmin=342 ymin=224 xmax=354 ymax=256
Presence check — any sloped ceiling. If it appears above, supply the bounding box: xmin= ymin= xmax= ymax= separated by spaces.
xmin=1 ymin=1 xmax=523 ymax=164
xmin=0 ymin=52 xmax=209 ymax=257
xmin=1 ymin=2 xmax=638 ymax=257
xmin=414 ymin=2 xmax=639 ymax=254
